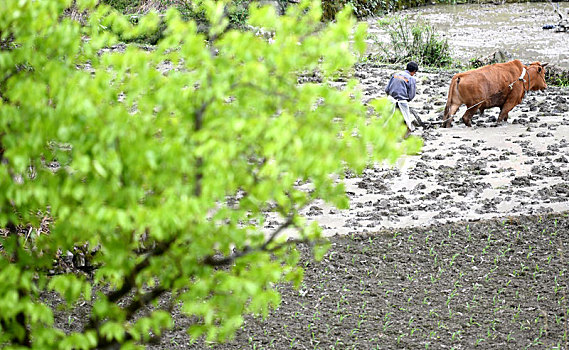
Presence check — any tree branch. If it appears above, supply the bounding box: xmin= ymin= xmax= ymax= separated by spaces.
xmin=106 ymin=238 xmax=174 ymax=303
xmin=262 ymin=216 xmax=294 ymax=250
xmin=98 ymin=285 xmax=179 ymax=349
xmin=0 ymin=65 xmax=30 ymax=104
xmin=232 ymin=81 xmax=293 ymax=101
xmin=193 ymin=96 xmax=214 ymax=197
xmin=201 ymin=217 xmax=295 ymax=267
xmin=124 ymin=286 xmax=168 ymax=322
xmin=84 ymin=236 xmax=176 ymax=333
xmin=6 ymin=222 xmax=32 ymax=348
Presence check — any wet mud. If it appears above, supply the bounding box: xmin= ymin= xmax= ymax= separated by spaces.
xmin=289 ymin=64 xmax=569 ymax=236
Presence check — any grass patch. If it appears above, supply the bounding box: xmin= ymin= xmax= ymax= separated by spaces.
xmin=370 ymin=15 xmax=454 ymax=68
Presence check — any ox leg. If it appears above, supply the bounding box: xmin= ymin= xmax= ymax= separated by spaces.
xmin=443 ymin=104 xmax=461 ymax=128
xmin=497 ymin=102 xmax=517 ymax=123
xmin=461 ymin=108 xmax=478 ymax=127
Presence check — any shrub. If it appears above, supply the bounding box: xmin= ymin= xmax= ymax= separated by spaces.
xmin=101 ymin=0 xmax=142 ymax=13
xmin=0 ymin=0 xmax=419 ymax=348
xmin=321 ymin=0 xmax=437 ymax=20
xmin=175 ymin=0 xmax=252 ymax=26
xmin=104 ymin=0 xmax=255 ymax=29
xmin=322 ymin=0 xmax=384 ymax=20
xmin=373 ymin=15 xmax=453 ymax=68
xmin=544 ymin=65 xmax=569 ymax=87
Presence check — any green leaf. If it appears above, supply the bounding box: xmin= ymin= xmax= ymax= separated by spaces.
xmin=354 ymin=22 xmax=368 ymax=56
xmin=100 ymin=321 xmax=125 ymax=343
xmin=76 ymin=0 xmax=97 ymax=11
xmin=313 ymin=240 xmax=331 ymax=261
xmin=0 ymin=0 xmax=417 ymax=347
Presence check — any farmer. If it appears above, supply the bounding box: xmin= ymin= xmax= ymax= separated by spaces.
xmin=385 ymin=61 xmax=419 ymax=133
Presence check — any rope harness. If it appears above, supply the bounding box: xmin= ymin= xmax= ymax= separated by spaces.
xmin=508 ymin=66 xmax=528 ymax=91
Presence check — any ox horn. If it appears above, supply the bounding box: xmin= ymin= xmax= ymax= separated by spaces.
xmin=542 ymin=62 xmax=549 ymax=67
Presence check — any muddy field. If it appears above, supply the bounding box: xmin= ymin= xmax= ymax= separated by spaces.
xmin=51 ymin=214 xmax=569 ymax=349
xmin=63 ymin=63 xmax=568 ymax=350
xmin=278 ymin=63 xmax=569 ymax=238
xmin=181 ymin=10 xmax=569 ymax=348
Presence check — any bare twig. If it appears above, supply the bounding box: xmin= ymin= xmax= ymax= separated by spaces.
xmin=546 ymin=0 xmax=565 ymax=20
xmin=24 ymin=226 xmax=32 ymax=245
xmin=124 ymin=286 xmax=168 ymax=321
xmin=84 ymin=236 xmax=176 ymax=333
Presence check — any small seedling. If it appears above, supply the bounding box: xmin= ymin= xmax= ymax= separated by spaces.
xmin=451 ymin=330 xmax=461 ymax=341
xmin=474 ymin=338 xmax=485 ymax=346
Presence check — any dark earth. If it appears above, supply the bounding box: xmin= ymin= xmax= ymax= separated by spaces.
xmin=184 ymin=213 xmax=569 ymax=350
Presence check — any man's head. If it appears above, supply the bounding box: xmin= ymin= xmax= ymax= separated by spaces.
xmin=406 ymin=61 xmax=419 ymax=75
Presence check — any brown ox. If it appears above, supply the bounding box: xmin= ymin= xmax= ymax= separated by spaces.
xmin=443 ymin=60 xmax=548 ymax=127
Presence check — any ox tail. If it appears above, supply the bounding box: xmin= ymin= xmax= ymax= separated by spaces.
xmin=443 ymin=76 xmax=460 ymax=127
xmin=443 ymin=77 xmax=459 ymax=119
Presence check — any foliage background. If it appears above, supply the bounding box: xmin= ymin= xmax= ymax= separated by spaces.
xmin=0 ymin=0 xmax=419 ymax=348
xmin=101 ymin=0 xmax=562 ymax=21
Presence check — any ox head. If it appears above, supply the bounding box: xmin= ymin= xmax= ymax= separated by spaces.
xmin=527 ymin=62 xmax=548 ymax=91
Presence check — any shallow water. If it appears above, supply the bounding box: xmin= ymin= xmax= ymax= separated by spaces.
xmin=382 ymin=2 xmax=569 ymax=68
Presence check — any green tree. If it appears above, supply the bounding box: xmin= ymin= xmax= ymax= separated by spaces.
xmin=0 ymin=0 xmax=420 ymax=348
